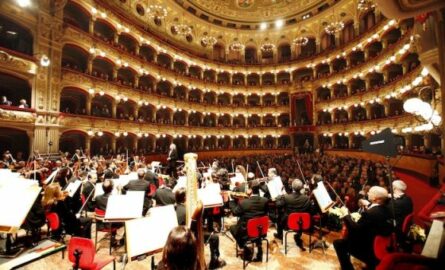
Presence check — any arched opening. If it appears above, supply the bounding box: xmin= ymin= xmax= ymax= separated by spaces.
xmin=366 ymin=41 xmax=383 ymax=59
xmin=263 ymin=93 xmax=275 ymax=106
xmin=278 ymin=113 xmax=290 ymax=127
xmin=334 ymin=108 xmax=349 ymax=124
xmin=232 ymin=73 xmax=245 ymax=86
xmin=93 ymin=19 xmax=116 ymax=43
xmin=264 ymin=114 xmax=276 ymax=127
xmin=217 ymin=136 xmax=230 ymax=149
xmin=63 ymin=1 xmax=90 ymax=32
xmin=189 ymin=65 xmax=202 ymax=79
xmin=293 ymin=68 xmax=313 ymax=82
xmin=351 ymin=134 xmax=366 ymax=149
xmin=278 ymin=135 xmax=291 ymax=148
xmin=349 ymin=51 xmax=365 ymax=67
xmin=332 ymin=58 xmax=347 ymax=73
xmin=137 ymin=104 xmax=155 ymax=122
xmin=316 ymin=63 xmax=330 ymax=78
xmin=203 ymin=113 xmax=216 ymax=127
xmin=297 ymin=37 xmax=316 ymax=59
xmin=320 ymin=32 xmax=335 ymax=52
xmin=203 ymin=91 xmax=216 ymax=104
xmin=156 ymin=80 xmax=172 ymax=96
xmin=245 ymin=46 xmax=257 ymax=64
xmin=341 ymin=21 xmax=355 ymax=45
xmin=402 ymin=53 xmax=420 ymax=72
xmin=333 ymin=84 xmax=347 ymax=98
xmin=156 ymin=107 xmax=172 ymax=124
xmin=388 ymin=99 xmax=403 ymax=116
xmin=173 ymin=86 xmax=187 ymax=100
xmin=116 ymin=134 xmax=136 ymax=154
xmin=233 ymin=136 xmax=246 ymax=149
xmin=217 ymin=72 xmax=230 ymax=85
xmin=0 ymin=128 xmax=29 ymax=159
xmin=262 ymin=73 xmax=275 ymax=85
xmin=370 ymin=103 xmax=385 ymax=119
xmin=138 ymin=75 xmax=155 ymax=92
xmin=173 ymin=110 xmax=187 ymax=125
xmin=367 ymin=72 xmax=384 ymax=89
xmin=247 ymin=73 xmax=260 ymax=86
xmin=203 ymin=69 xmax=216 ymax=82
xmin=385 ymin=64 xmax=403 ymax=82
xmin=90 ymin=132 xmax=112 ymax=155
xmin=188 ymin=112 xmax=202 ymax=126
xmin=360 ymin=9 xmax=376 ymax=34
xmin=349 ymin=78 xmax=366 ymax=94
xmin=188 ymin=135 xmax=202 ymax=151
xmin=261 ymin=47 xmax=274 ymax=64
xmin=117 ymin=33 xmax=137 ymax=54
xmin=248 ymin=136 xmax=261 ymax=149
xmin=116 ymin=100 xmax=136 ymax=120
xmin=59 ymin=130 xmax=86 ymax=154
xmin=382 ymin=28 xmax=401 ymax=46
xmin=203 ymin=136 xmax=217 ymax=150
xmin=0 ymin=15 xmax=33 ymax=55
xmin=91 ymin=57 xmax=114 ymax=80
xmin=139 ymin=45 xmax=157 ymax=62
xmin=138 ymin=134 xmax=155 ymax=154
xmin=116 ymin=67 xmax=136 ymax=86
xmin=173 ymin=61 xmax=188 ymax=75
xmin=334 ymin=134 xmax=349 ymax=149
xmin=264 ymin=135 xmax=275 ymax=149
xmin=247 ymin=94 xmax=260 ymax=106
xmin=248 ymin=114 xmax=260 ymax=127
xmin=217 ymin=93 xmax=230 ymax=106
xmin=0 ymin=72 xmax=31 ymax=109
xmin=233 ymin=94 xmax=245 ymax=107
xmin=278 ymin=43 xmax=291 ymax=63
xmin=352 ymin=106 xmax=367 ymax=121
xmin=189 ymin=89 xmax=202 ymax=102
xmin=277 ymin=72 xmax=290 ymax=85
xmin=157 ymin=53 xmax=172 ymax=68
xmin=91 ymin=94 xmax=113 ymax=117
xmin=233 ymin=114 xmax=246 ymax=128
xmin=319 ymin=134 xmax=332 ymax=148
xmin=217 ymin=114 xmax=231 ymax=127
xmin=278 ymin=92 xmax=289 ymax=106
xmin=317 ymin=111 xmax=332 ymax=125
xmin=317 ymin=86 xmax=331 ymax=101
xmin=155 ymin=135 xmax=172 ymax=153
xmin=60 ymin=87 xmax=87 ymax=114
xmin=213 ymin=43 xmax=225 ymax=62
xmin=62 ymin=44 xmax=88 ymax=72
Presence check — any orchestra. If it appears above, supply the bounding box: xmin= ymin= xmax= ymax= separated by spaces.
xmin=0 ymin=148 xmax=424 ymax=269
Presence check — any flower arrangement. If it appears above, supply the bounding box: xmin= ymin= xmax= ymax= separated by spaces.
xmin=408 ymin=224 xmax=426 ymax=243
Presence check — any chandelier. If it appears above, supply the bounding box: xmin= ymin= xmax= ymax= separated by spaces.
xmin=173 ymin=24 xmax=192 ymax=36
xmin=357 ymin=0 xmax=376 ymax=11
xmin=147 ymin=5 xmax=167 ymax=19
xmin=324 ymin=21 xmax=344 ymax=35
xmin=293 ymin=36 xmax=309 ymax=46
xmin=229 ymin=39 xmax=245 ymax=52
xmin=201 ymin=33 xmax=217 ymax=47
xmin=260 ymin=42 xmax=276 ymax=52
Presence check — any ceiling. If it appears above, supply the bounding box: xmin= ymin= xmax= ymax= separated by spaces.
xmin=174 ymin=0 xmax=329 ymax=25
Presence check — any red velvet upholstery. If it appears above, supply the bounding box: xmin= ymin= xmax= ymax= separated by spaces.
xmin=46 ymin=212 xmax=60 ymax=231
xmin=287 ymin=213 xmax=311 ymax=231
xmin=417 ymin=184 xmax=445 ymax=225
xmin=246 ymin=216 xmax=269 ymax=238
xmin=68 ymin=237 xmax=115 ymax=270
xmin=376 ymin=253 xmax=438 ymax=270
xmin=148 ymin=183 xmax=157 ymax=196
xmin=374 ymin=235 xmax=397 ymax=261
xmin=402 ymin=213 xmax=414 ymax=235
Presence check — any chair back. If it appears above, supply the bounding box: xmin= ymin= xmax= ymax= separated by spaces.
xmin=148 ymin=183 xmax=157 ymax=196
xmin=247 ymin=216 xmax=269 ymax=238
xmin=402 ymin=213 xmax=414 ymax=235
xmin=68 ymin=237 xmax=96 ymax=269
xmin=94 ymin=208 xmax=106 ymax=221
xmin=374 ymin=234 xmax=397 ymax=260
xmin=46 ymin=212 xmax=60 ymax=230
xmin=287 ymin=213 xmax=311 ymax=231
xmin=81 ymin=194 xmax=86 ymax=205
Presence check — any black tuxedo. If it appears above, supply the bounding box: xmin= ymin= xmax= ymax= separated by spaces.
xmin=334 ymin=204 xmax=392 ymax=270
xmin=275 ymin=192 xmax=312 ymax=236
xmin=144 ymin=170 xmax=159 ymax=188
xmin=82 ymin=181 xmax=95 ymax=211
xmin=389 ymin=194 xmax=413 ymax=231
xmin=95 ymin=193 xmax=111 ymax=211
xmin=230 ymin=195 xmax=269 ymax=247
xmin=154 ymin=187 xmax=176 ymax=206
xmin=175 ymin=203 xmax=186 ymax=226
xmin=123 ymin=179 xmax=152 ymax=215
xmin=167 ymin=149 xmax=178 ymax=177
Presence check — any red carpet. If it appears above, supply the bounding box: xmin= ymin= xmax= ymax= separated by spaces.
xmin=394 ymin=171 xmax=438 ymax=214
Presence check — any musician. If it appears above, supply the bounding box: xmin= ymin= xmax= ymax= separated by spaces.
xmin=274 ymin=179 xmax=312 ymax=251
xmin=175 ymin=188 xmax=226 ymax=269
xmin=389 ymin=180 xmax=413 ymax=247
xmin=230 ymin=179 xmax=268 ymax=262
xmin=122 ymin=168 xmax=152 ymax=215
xmin=260 ymin=168 xmax=285 ymax=200
xmin=158 ymin=226 xmax=198 ymax=270
xmin=154 ymin=178 xmax=176 ymax=206
xmin=167 ymin=143 xmax=178 ymax=178
xmin=333 ymin=186 xmax=392 ymax=270
xmin=81 ymin=172 xmax=97 ymax=212
xmin=71 ymin=149 xmax=82 ymax=163
xmin=144 ymin=165 xmax=159 ymax=187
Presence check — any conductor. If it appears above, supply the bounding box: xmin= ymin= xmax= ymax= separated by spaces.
xmin=167 ymin=143 xmax=178 ymax=178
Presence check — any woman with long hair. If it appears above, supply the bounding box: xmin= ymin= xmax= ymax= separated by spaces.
xmin=159 ymin=226 xmax=199 ymax=270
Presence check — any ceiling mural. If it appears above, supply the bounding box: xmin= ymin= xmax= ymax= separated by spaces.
xmin=180 ymin=0 xmax=324 ymax=22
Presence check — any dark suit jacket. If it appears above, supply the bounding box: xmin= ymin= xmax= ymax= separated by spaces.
xmin=154 ymin=187 xmax=176 ymax=206
xmin=276 ymin=192 xmax=312 ymax=215
xmin=168 ymin=149 xmax=178 ymax=161
xmin=144 ymin=170 xmax=159 ymax=188
xmin=176 ymin=203 xmax=186 ymax=226
xmin=82 ymin=181 xmax=95 ymax=211
xmin=389 ymin=194 xmax=413 ymax=230
xmin=95 ymin=193 xmax=111 ymax=211
xmin=123 ymin=179 xmax=152 ymax=212
xmin=344 ymin=204 xmax=392 ymax=263
xmin=231 ymin=195 xmax=268 ymax=243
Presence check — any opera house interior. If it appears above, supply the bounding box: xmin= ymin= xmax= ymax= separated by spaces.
xmin=1 ymin=0 xmax=445 ymax=269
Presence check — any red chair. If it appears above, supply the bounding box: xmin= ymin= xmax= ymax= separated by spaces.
xmin=94 ymin=209 xmax=118 ymax=255
xmin=284 ymin=212 xmax=311 ymax=254
xmin=68 ymin=237 xmax=115 ymax=270
xmin=46 ymin=212 xmax=61 ymax=239
xmin=402 ymin=213 xmax=414 ymax=235
xmin=374 ymin=234 xmax=397 ymax=261
xmin=236 ymin=216 xmax=269 ymax=269
xmin=376 ymin=253 xmax=438 ymax=270
xmin=148 ymin=183 xmax=157 ymax=197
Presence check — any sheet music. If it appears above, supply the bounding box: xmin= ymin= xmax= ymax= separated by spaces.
xmin=313 ymin=181 xmax=334 ymax=213
xmin=104 ymin=192 xmax=144 ymax=220
xmin=43 ymin=169 xmax=59 ymax=185
xmin=64 ymin=180 xmax=82 ymax=197
xmin=0 ymin=182 xmax=41 ymax=231
xmin=172 ymin=176 xmax=187 ymax=193
xmin=125 ymin=205 xmax=178 ymax=260
xmin=198 ymin=183 xmax=223 ymax=208
xmin=150 ymin=161 xmax=161 ymax=173
xmin=267 ymin=176 xmax=285 ymax=200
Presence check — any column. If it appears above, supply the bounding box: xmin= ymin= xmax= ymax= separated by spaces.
xmin=89 ymin=20 xmax=95 ymax=34
xmin=86 ymin=94 xmax=92 ymax=115
xmin=405 ymin=134 xmax=412 ymax=150
xmin=85 ymin=135 xmax=91 ymax=155
xmin=424 ymin=134 xmax=432 ymax=150
xmin=135 ymin=45 xmax=140 ymax=55
xmin=114 ymin=32 xmax=119 ymax=44
xmin=111 ymin=136 xmax=117 ymax=153
xmin=87 ymin=56 xmax=93 ymax=74
xmin=347 ymin=83 xmax=352 ymax=96
xmin=134 ymin=76 xmax=139 ymax=88
xmin=111 ymin=100 xmax=117 ymax=118
xmin=112 ymin=67 xmax=118 ymax=81
xmin=365 ymin=105 xmax=372 ymax=120
xmin=383 ymin=101 xmax=390 ymax=116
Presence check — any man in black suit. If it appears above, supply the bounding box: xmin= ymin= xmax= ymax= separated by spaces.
xmin=167 ymin=143 xmax=178 ymax=178
xmin=390 ymin=180 xmax=413 ymax=231
xmin=144 ymin=165 xmax=159 ymax=187
xmin=95 ymin=179 xmax=113 ymax=211
xmin=230 ymin=179 xmax=269 ymax=262
xmin=123 ymin=169 xmax=151 ymax=215
xmin=334 ymin=186 xmax=393 ymax=270
xmin=81 ymin=172 xmax=96 ymax=211
xmin=274 ymin=179 xmax=312 ymax=251
xmin=154 ymin=178 xmax=176 ymax=206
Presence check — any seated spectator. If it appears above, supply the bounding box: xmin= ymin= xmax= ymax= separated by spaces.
xmin=18 ymin=99 xmax=29 ymax=108
xmin=1 ymin=96 xmax=12 ymax=106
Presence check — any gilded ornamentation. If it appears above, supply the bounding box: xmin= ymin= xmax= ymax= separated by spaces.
xmin=0 ymin=108 xmax=35 ymax=122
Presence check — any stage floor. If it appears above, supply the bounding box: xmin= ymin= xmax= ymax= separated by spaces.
xmin=18 ymin=215 xmax=365 ymax=270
